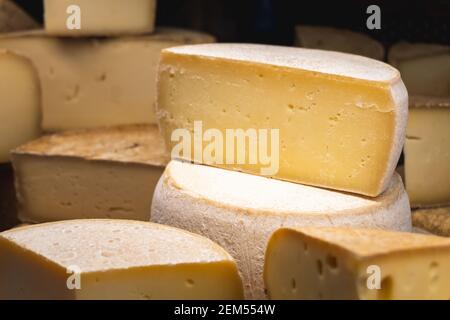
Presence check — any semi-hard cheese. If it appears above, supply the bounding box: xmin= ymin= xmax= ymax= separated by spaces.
xmin=0 ymin=28 xmax=215 ymax=131
xmin=413 ymin=207 xmax=450 ymax=237
xmin=44 ymin=0 xmax=156 ymax=36
xmin=12 ymin=125 xmax=168 ymax=223
xmin=0 ymin=50 xmax=41 ymax=163
xmin=264 ymin=227 xmax=450 ymax=300
xmin=0 ymin=219 xmax=244 ymax=300
xmin=405 ymin=97 xmax=450 ymax=208
xmin=295 ymin=25 xmax=384 ymax=60
xmin=151 ymin=160 xmax=412 ymax=299
xmin=0 ymin=0 xmax=39 ymax=32
xmin=388 ymin=42 xmax=450 ymax=97
xmin=157 ymin=43 xmax=408 ymax=197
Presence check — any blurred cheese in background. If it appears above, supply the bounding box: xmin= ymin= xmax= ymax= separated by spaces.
xmin=158 ymin=43 xmax=408 ymax=197
xmin=295 ymin=25 xmax=384 ymax=60
xmin=0 ymin=28 xmax=215 ymax=132
xmin=0 ymin=220 xmax=244 ymax=300
xmin=264 ymin=227 xmax=450 ymax=300
xmin=413 ymin=206 xmax=450 ymax=237
xmin=388 ymin=42 xmax=450 ymax=97
xmin=404 ymin=97 xmax=450 ymax=208
xmin=151 ymin=160 xmax=412 ymax=299
xmin=12 ymin=125 xmax=168 ymax=224
xmin=0 ymin=0 xmax=39 ymax=33
xmin=44 ymin=0 xmax=157 ymax=36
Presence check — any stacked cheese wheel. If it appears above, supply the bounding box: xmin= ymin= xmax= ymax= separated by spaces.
xmin=0 ymin=1 xmax=449 ymax=301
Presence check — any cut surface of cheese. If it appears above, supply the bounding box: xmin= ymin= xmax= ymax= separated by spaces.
xmin=0 ymin=28 xmax=215 ymax=131
xmin=295 ymin=25 xmax=384 ymax=60
xmin=44 ymin=0 xmax=156 ymax=36
xmin=264 ymin=227 xmax=450 ymax=300
xmin=12 ymin=125 xmax=168 ymax=223
xmin=388 ymin=42 xmax=450 ymax=97
xmin=405 ymin=97 xmax=450 ymax=208
xmin=0 ymin=50 xmax=41 ymax=163
xmin=0 ymin=0 xmax=39 ymax=32
xmin=151 ymin=160 xmax=412 ymax=299
xmin=0 ymin=219 xmax=244 ymax=300
xmin=157 ymin=43 xmax=408 ymax=197
xmin=413 ymin=207 xmax=450 ymax=237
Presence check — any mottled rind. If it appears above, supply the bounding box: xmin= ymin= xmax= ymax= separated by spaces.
xmin=413 ymin=207 xmax=450 ymax=237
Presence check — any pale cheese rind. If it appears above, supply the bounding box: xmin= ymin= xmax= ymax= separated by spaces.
xmin=264 ymin=227 xmax=450 ymax=300
xmin=157 ymin=43 xmax=408 ymax=197
xmin=151 ymin=160 xmax=412 ymax=299
xmin=12 ymin=125 xmax=168 ymax=223
xmin=0 ymin=219 xmax=244 ymax=300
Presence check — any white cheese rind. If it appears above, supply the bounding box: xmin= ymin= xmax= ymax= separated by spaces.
xmin=151 ymin=160 xmax=412 ymax=299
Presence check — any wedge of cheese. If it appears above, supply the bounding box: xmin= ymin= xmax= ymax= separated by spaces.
xmin=44 ymin=0 xmax=156 ymax=36
xmin=413 ymin=207 xmax=450 ymax=237
xmin=264 ymin=227 xmax=450 ymax=300
xmin=0 ymin=28 xmax=215 ymax=131
xmin=388 ymin=42 xmax=450 ymax=97
xmin=157 ymin=43 xmax=408 ymax=197
xmin=0 ymin=164 xmax=18 ymax=231
xmin=0 ymin=50 xmax=41 ymax=163
xmin=0 ymin=219 xmax=244 ymax=300
xmin=0 ymin=0 xmax=39 ymax=33
xmin=12 ymin=125 xmax=168 ymax=223
xmin=295 ymin=25 xmax=384 ymax=60
xmin=405 ymin=97 xmax=450 ymax=208
xmin=151 ymin=160 xmax=412 ymax=299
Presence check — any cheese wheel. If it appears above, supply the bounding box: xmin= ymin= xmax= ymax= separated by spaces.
xmin=151 ymin=160 xmax=412 ymax=299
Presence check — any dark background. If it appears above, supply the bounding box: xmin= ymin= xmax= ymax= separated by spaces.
xmin=14 ymin=0 xmax=450 ymax=47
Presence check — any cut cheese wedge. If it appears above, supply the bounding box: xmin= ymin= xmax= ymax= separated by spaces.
xmin=295 ymin=25 xmax=384 ymax=60
xmin=0 ymin=0 xmax=39 ymax=32
xmin=0 ymin=50 xmax=41 ymax=163
xmin=413 ymin=207 xmax=450 ymax=237
xmin=405 ymin=96 xmax=450 ymax=208
xmin=157 ymin=43 xmax=408 ymax=197
xmin=264 ymin=227 xmax=450 ymax=300
xmin=151 ymin=160 xmax=412 ymax=299
xmin=44 ymin=0 xmax=156 ymax=36
xmin=0 ymin=219 xmax=244 ymax=300
xmin=12 ymin=125 xmax=168 ymax=223
xmin=0 ymin=28 xmax=215 ymax=131
xmin=388 ymin=42 xmax=450 ymax=97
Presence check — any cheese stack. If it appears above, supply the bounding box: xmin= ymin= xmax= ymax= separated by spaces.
xmin=0 ymin=220 xmax=244 ymax=299
xmin=151 ymin=160 xmax=412 ymax=299
xmin=264 ymin=227 xmax=450 ymax=300
xmin=389 ymin=43 xmax=450 ymax=235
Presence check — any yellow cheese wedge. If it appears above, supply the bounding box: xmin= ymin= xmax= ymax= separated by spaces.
xmin=0 ymin=219 xmax=244 ymax=300
xmin=405 ymin=97 xmax=450 ymax=208
xmin=0 ymin=50 xmax=41 ymax=163
xmin=389 ymin=42 xmax=450 ymax=97
xmin=44 ymin=0 xmax=156 ymax=36
xmin=0 ymin=0 xmax=39 ymax=32
xmin=413 ymin=206 xmax=450 ymax=237
xmin=0 ymin=28 xmax=214 ymax=131
xmin=264 ymin=227 xmax=450 ymax=300
xmin=295 ymin=25 xmax=384 ymax=60
xmin=151 ymin=160 xmax=412 ymax=299
xmin=12 ymin=125 xmax=168 ymax=223
xmin=157 ymin=43 xmax=408 ymax=197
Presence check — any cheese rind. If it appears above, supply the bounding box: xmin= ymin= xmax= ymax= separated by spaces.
xmin=0 ymin=219 xmax=244 ymax=300
xmin=0 ymin=50 xmax=41 ymax=163
xmin=44 ymin=0 xmax=156 ymax=36
xmin=0 ymin=28 xmax=215 ymax=131
xmin=157 ymin=43 xmax=408 ymax=197
xmin=12 ymin=125 xmax=168 ymax=223
xmin=388 ymin=42 xmax=450 ymax=97
xmin=264 ymin=227 xmax=450 ymax=300
xmin=0 ymin=0 xmax=39 ymax=32
xmin=412 ymin=206 xmax=450 ymax=237
xmin=295 ymin=25 xmax=384 ymax=60
xmin=405 ymin=97 xmax=450 ymax=208
xmin=151 ymin=160 xmax=412 ymax=299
